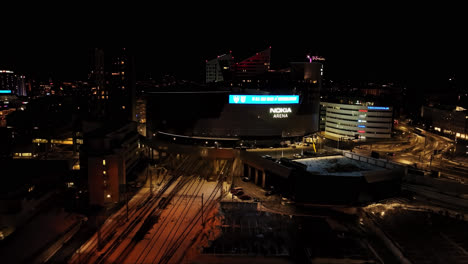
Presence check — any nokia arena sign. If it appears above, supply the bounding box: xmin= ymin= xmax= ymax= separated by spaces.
xmin=229 ymin=95 xmax=299 ymax=105
xmin=270 ymin=107 xmax=292 ymax=118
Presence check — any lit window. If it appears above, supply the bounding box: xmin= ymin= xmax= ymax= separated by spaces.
xmin=122 ymin=106 xmax=126 ymax=109
xmin=102 ymin=160 xmax=106 ymax=166
xmin=103 ymin=170 xmax=107 ymax=175
xmin=121 ymin=61 xmax=125 ymax=64
xmin=107 ymin=194 xmax=111 ymax=198
xmin=121 ymin=72 xmax=125 ymax=75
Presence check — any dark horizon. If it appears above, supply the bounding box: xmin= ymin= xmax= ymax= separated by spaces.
xmin=0 ymin=43 xmax=464 ymax=91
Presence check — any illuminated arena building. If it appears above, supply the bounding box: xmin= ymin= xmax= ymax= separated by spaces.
xmin=146 ymin=48 xmax=324 ymax=145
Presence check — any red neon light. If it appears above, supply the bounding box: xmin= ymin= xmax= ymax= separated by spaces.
xmin=358 ymin=130 xmax=366 ymax=133
xmin=359 ymin=109 xmax=368 ymax=112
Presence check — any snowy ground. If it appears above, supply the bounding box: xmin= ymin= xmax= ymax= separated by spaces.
xmin=118 ymin=180 xmax=222 ymax=264
xmin=296 ymin=155 xmax=385 ymax=176
xmin=0 ymin=207 xmax=83 ymax=264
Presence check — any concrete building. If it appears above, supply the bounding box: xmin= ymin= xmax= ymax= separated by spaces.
xmin=206 ymin=53 xmax=233 ymax=83
xmin=0 ymin=70 xmax=15 ymax=94
xmin=320 ymin=102 xmax=393 ymax=140
xmin=16 ymin=75 xmax=26 ymax=96
xmin=81 ymin=122 xmax=139 ymax=206
xmin=421 ymin=105 xmax=468 ymax=140
xmin=232 ymin=47 xmax=271 ymax=80
xmin=1 ymin=70 xmax=27 ymax=96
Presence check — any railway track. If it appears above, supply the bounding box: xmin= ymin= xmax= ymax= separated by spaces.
xmin=92 ymin=155 xmax=201 ymax=264
xmin=68 ymin=155 xmax=194 ymax=264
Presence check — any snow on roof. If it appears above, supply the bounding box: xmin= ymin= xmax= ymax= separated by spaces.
xmin=295 ymin=155 xmax=385 ymax=176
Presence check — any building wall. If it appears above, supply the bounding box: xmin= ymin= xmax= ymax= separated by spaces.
xmin=422 ymin=106 xmax=468 ymax=139
xmin=206 ymin=54 xmax=233 ymax=83
xmin=0 ymin=70 xmax=16 ymax=94
xmin=84 ymin=122 xmax=138 ymax=206
xmin=89 ymin=48 xmax=136 ymax=122
xmin=88 ymin=155 xmax=124 ymax=206
xmin=233 ymin=48 xmax=271 ymax=79
xmin=320 ymin=102 xmax=393 ymax=140
xmin=146 ymin=92 xmax=318 ymax=139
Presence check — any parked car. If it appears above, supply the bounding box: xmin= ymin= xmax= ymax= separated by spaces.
xmin=234 ymin=191 xmax=245 ymax=196
xmin=230 ymin=187 xmax=243 ymax=194
xmin=292 ymin=154 xmax=303 ymax=159
xmin=239 ymin=195 xmax=251 ymax=200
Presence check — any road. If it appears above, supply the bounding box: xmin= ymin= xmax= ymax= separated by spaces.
xmin=353 ymin=122 xmax=468 ymax=182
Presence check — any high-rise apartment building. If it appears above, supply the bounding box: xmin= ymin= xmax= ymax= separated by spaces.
xmin=89 ymin=48 xmax=136 ymax=122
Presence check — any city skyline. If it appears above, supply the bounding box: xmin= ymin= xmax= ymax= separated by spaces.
xmin=0 ymin=40 xmax=464 ymax=91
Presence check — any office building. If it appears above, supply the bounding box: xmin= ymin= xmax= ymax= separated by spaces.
xmin=232 ymin=47 xmax=271 ymax=80
xmin=16 ymin=75 xmax=26 ymax=96
xmin=206 ymin=53 xmax=233 ymax=83
xmin=0 ymin=70 xmax=15 ymax=94
xmin=320 ymin=102 xmax=393 ymax=140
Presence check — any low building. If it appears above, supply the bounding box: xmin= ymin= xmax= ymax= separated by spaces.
xmin=81 ymin=122 xmax=139 ymax=206
xmin=421 ymin=105 xmax=468 ymax=140
xmin=293 ymin=153 xmax=404 ymax=203
xmin=320 ymin=102 xmax=393 ymax=140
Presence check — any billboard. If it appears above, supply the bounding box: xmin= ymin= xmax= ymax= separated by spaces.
xmin=229 ymin=95 xmax=299 ymax=105
xmin=367 ymin=106 xmax=390 ymax=110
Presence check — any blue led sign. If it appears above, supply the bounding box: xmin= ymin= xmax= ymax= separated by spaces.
xmin=367 ymin=106 xmax=390 ymax=110
xmin=229 ymin=95 xmax=299 ymax=104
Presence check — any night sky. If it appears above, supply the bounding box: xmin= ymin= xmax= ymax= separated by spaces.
xmin=0 ymin=14 xmax=465 ymax=92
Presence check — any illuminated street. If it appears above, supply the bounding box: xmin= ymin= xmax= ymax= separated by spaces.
xmin=353 ymin=121 xmax=468 ymax=183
